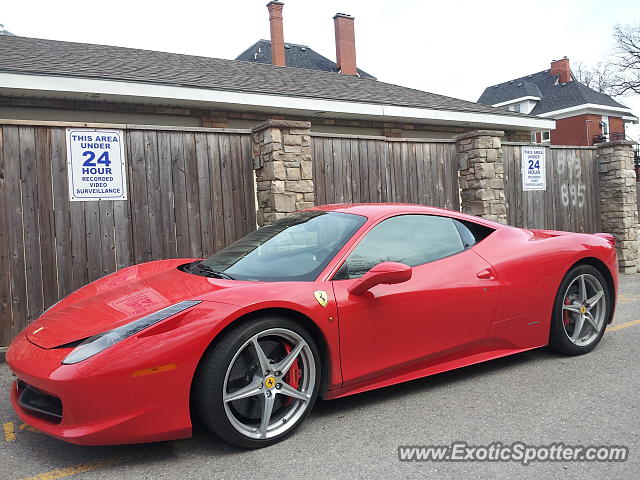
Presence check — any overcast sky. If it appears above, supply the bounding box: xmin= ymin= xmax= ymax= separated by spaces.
xmin=2 ymin=0 xmax=639 ymax=139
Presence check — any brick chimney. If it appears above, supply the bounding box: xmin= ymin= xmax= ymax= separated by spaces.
xmin=550 ymin=57 xmax=571 ymax=83
xmin=267 ymin=1 xmax=285 ymax=67
xmin=333 ymin=13 xmax=357 ymax=75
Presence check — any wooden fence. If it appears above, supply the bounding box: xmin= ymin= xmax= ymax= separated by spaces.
xmin=0 ymin=126 xmax=620 ymax=347
xmin=311 ymin=135 xmax=460 ymax=210
xmin=502 ymin=144 xmax=601 ymax=233
xmin=0 ymin=123 xmax=256 ymax=346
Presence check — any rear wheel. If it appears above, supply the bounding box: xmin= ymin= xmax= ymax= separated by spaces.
xmin=195 ymin=316 xmax=321 ymax=448
xmin=549 ymin=264 xmax=611 ymax=355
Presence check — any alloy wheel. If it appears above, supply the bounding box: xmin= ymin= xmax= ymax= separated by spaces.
xmin=222 ymin=328 xmax=316 ymax=440
xmin=561 ymin=273 xmax=607 ymax=347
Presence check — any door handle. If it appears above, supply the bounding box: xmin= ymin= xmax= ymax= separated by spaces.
xmin=477 ymin=269 xmax=495 ymax=280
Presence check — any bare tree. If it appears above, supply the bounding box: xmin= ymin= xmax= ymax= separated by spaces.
xmin=610 ymin=23 xmax=640 ymax=95
xmin=0 ymin=24 xmax=15 ymax=36
xmin=573 ymin=61 xmax=616 ymax=95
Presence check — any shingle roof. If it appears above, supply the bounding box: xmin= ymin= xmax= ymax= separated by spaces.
xmin=0 ymin=35 xmax=534 ymax=119
xmin=478 ymin=69 xmax=631 ymax=115
xmin=236 ymin=39 xmax=375 ymax=79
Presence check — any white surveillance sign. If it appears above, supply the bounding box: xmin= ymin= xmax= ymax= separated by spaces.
xmin=66 ymin=128 xmax=127 ymax=201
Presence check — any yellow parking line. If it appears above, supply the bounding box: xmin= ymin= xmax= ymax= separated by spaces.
xmin=18 ymin=449 xmax=160 ymax=480
xmin=3 ymin=422 xmax=16 ymax=442
xmin=16 ymin=439 xmax=193 ymax=480
xmin=607 ymin=318 xmax=640 ymax=332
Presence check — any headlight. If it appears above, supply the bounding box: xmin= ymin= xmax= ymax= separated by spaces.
xmin=62 ymin=300 xmax=202 ymax=365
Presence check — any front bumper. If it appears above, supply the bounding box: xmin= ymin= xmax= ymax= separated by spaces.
xmin=7 ymin=332 xmax=194 ymax=445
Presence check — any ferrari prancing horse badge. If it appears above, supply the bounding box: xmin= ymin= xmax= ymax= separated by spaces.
xmin=313 ymin=290 xmax=328 ymax=307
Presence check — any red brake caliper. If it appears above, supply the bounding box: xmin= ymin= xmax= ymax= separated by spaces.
xmin=282 ymin=343 xmax=301 ymax=405
xmin=563 ymin=297 xmax=572 ymax=325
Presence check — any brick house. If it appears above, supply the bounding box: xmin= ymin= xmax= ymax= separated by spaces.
xmin=478 ymin=57 xmax=638 ymax=146
xmin=0 ymin=3 xmax=552 ymax=141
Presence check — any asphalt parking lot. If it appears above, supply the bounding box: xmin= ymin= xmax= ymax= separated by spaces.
xmin=1 ymin=275 xmax=639 ymax=480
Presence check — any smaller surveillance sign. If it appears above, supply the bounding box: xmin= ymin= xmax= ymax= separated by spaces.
xmin=522 ymin=146 xmax=546 ymax=191
xmin=66 ymin=128 xmax=127 ymax=201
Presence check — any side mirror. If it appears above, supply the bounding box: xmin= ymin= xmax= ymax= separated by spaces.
xmin=348 ymin=262 xmax=412 ymax=296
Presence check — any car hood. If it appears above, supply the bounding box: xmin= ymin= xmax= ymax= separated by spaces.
xmin=26 ymin=259 xmax=238 ymax=349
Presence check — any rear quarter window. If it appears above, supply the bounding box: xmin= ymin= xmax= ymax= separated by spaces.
xmin=453 ymin=219 xmax=495 ymax=248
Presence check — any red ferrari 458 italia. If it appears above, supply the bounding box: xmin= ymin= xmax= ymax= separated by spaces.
xmin=7 ymin=204 xmax=617 ymax=448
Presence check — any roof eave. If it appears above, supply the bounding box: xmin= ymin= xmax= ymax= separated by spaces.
xmin=537 ymin=103 xmax=637 ymax=121
xmin=490 ymin=96 xmax=541 ymax=107
xmin=0 ymin=71 xmax=555 ymax=131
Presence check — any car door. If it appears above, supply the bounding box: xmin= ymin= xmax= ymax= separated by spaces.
xmin=331 ymin=214 xmax=499 ymax=387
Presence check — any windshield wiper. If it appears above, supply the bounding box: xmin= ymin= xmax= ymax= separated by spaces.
xmin=190 ymin=261 xmax=235 ymax=280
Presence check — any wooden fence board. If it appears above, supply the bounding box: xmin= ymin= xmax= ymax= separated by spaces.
xmin=49 ymin=128 xmax=74 ymax=297
xmin=4 ymin=126 xmax=27 ymax=340
xmin=157 ymin=131 xmax=177 ymax=260
xmin=144 ymin=130 xmax=164 ymax=261
xmin=35 ymin=128 xmax=58 ymax=309
xmin=207 ymin=134 xmax=226 ymax=254
xmin=171 ymin=132 xmax=191 ymax=258
xmin=0 ymin=127 xmax=11 ymax=346
xmin=19 ymin=127 xmax=45 ymax=324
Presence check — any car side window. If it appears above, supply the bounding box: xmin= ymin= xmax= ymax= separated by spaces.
xmin=333 ymin=215 xmax=465 ymax=280
xmin=453 ymin=219 xmax=495 ymax=248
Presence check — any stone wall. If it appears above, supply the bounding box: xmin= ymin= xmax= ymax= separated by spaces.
xmin=596 ymin=140 xmax=639 ymax=273
xmin=252 ymin=120 xmax=314 ymax=226
xmin=455 ymin=130 xmax=507 ymax=224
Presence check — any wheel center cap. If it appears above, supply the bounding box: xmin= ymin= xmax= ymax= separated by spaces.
xmin=265 ymin=376 xmax=276 ymax=389
xmin=579 ymin=305 xmax=587 ymax=314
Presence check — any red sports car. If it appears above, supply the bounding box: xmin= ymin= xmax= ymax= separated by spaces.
xmin=7 ymin=204 xmax=617 ymax=448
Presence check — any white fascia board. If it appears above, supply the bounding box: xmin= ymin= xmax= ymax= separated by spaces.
xmin=380 ymin=104 xmax=554 ymax=129
xmin=537 ymin=103 xmax=637 ymax=122
xmin=490 ymin=96 xmax=541 ymax=107
xmin=0 ymin=72 xmax=555 ymax=130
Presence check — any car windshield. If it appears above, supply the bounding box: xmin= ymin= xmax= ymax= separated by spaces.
xmin=191 ymin=211 xmax=366 ymax=282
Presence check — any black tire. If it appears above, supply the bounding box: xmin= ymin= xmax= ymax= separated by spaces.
xmin=194 ymin=315 xmax=321 ymax=448
xmin=548 ymin=264 xmax=611 ymax=355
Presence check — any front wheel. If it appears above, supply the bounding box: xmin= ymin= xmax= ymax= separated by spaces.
xmin=195 ymin=316 xmax=321 ymax=448
xmin=548 ymin=264 xmax=611 ymax=355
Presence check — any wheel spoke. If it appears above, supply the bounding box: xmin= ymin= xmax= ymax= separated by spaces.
xmin=584 ymin=312 xmax=599 ymax=332
xmin=587 ymin=290 xmax=604 ymax=309
xmin=562 ymin=303 xmax=582 ymax=313
xmin=571 ymin=315 xmax=585 ymax=342
xmin=223 ymin=380 xmax=262 ymax=403
xmin=251 ymin=336 xmax=271 ymax=375
xmin=578 ymin=275 xmax=588 ymax=303
xmin=278 ymin=381 xmax=311 ymax=402
xmin=273 ymin=341 xmax=306 ymax=375
xmin=259 ymin=394 xmax=275 ymax=437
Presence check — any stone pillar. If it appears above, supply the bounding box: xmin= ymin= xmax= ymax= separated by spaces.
xmin=596 ymin=140 xmax=639 ymax=273
xmin=252 ymin=120 xmax=314 ymax=226
xmin=455 ymin=130 xmax=507 ymax=224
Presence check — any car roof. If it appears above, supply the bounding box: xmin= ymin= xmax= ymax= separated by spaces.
xmin=309 ymin=203 xmax=507 ymax=229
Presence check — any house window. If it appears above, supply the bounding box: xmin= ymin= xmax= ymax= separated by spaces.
xmin=530 ymin=132 xmax=537 ymax=143
xmin=541 ymin=131 xmax=550 ymax=142
xmin=507 ymin=103 xmax=521 ymax=113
